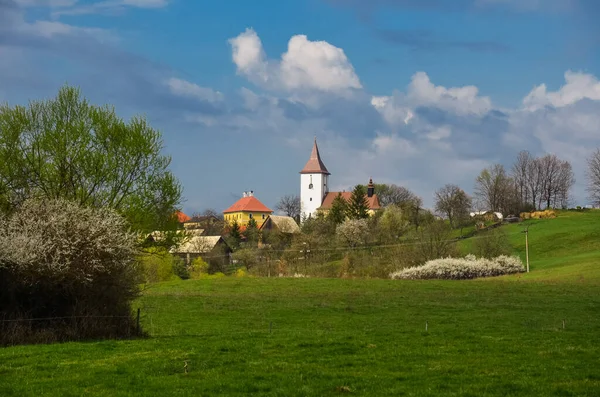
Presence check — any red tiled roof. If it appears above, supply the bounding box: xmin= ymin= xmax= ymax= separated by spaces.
xmin=223 ymin=196 xmax=273 ymax=214
xmin=176 ymin=210 xmax=191 ymax=223
xmin=320 ymin=192 xmax=381 ymax=210
xmin=300 ymin=138 xmax=330 ymax=175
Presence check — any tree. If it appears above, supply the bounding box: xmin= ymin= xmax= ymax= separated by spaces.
xmin=346 ymin=185 xmax=370 ymax=219
xmin=327 ymin=193 xmax=347 ymax=225
xmin=336 ymin=219 xmax=370 ymax=248
xmin=0 ymin=198 xmax=140 ymax=344
xmin=0 ymin=85 xmax=181 ymax=234
xmin=226 ymin=220 xmax=242 ymax=250
xmin=434 ymin=184 xmax=472 ymax=229
xmin=244 ymin=218 xmax=259 ymax=246
xmin=376 ymin=205 xmax=409 ymax=243
xmin=474 ymin=164 xmax=515 ymax=215
xmin=587 ymin=148 xmax=600 ymax=206
xmin=276 ymin=195 xmax=301 ymax=222
xmin=355 ymin=183 xmax=418 ymax=208
xmin=511 ymin=150 xmax=533 ymax=209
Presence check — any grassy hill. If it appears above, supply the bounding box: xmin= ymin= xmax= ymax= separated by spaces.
xmin=0 ymin=210 xmax=599 ymax=396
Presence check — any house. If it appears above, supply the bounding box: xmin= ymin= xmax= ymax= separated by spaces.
xmin=170 ymin=234 xmax=232 ymax=266
xmin=175 ymin=210 xmax=191 ymax=224
xmin=259 ymin=215 xmax=301 ymax=234
xmin=223 ymin=191 xmax=273 ymax=228
xmin=300 ymin=138 xmax=381 ymax=220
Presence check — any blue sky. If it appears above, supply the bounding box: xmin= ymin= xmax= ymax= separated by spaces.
xmin=1 ymin=0 xmax=599 ymax=214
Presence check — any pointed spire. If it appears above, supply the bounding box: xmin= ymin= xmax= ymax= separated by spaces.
xmin=300 ymin=137 xmax=330 ymax=175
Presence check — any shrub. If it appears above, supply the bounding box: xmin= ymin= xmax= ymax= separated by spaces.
xmin=137 ymin=247 xmax=178 ymax=283
xmin=471 ymin=228 xmax=512 ymax=258
xmin=189 ymin=257 xmax=210 ymax=279
xmin=0 ymin=198 xmax=141 ymax=345
xmin=390 ymin=254 xmax=525 ymax=280
xmin=172 ymin=257 xmax=190 ymax=280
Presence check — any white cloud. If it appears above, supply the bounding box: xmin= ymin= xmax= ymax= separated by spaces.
xmin=229 ymin=28 xmax=361 ymax=95
xmin=166 ymin=77 xmax=224 ymax=103
xmin=523 ymin=70 xmax=600 ymax=110
xmin=407 ymin=72 xmax=492 ymax=115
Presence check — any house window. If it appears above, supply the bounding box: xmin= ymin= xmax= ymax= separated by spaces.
xmin=262 ymin=214 xmax=265 ymax=219
xmin=249 ymin=213 xmax=253 ymax=219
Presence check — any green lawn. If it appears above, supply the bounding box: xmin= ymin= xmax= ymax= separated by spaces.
xmin=1 ymin=210 xmax=599 ymax=396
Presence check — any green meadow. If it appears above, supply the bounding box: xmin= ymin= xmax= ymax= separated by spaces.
xmin=1 ymin=211 xmax=599 ymax=396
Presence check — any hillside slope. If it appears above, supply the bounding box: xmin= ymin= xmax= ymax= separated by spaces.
xmin=470 ymin=210 xmax=600 ymax=282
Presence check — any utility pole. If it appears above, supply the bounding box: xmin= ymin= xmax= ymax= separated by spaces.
xmin=522 ymin=224 xmax=531 ymax=273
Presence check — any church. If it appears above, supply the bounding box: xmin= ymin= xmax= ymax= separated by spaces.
xmin=300 ymin=138 xmax=381 ymax=220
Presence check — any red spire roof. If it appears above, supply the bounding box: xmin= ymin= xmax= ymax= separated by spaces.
xmin=300 ymin=137 xmax=330 ymax=175
xmin=175 ymin=210 xmax=191 ymax=223
xmin=223 ymin=195 xmax=273 ymax=214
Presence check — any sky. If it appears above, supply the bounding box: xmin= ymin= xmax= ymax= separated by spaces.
xmin=1 ymin=0 xmax=599 ymax=214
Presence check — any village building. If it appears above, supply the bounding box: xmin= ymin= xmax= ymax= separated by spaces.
xmin=223 ymin=191 xmax=273 ymax=228
xmin=300 ymin=138 xmax=381 ymax=220
xmin=259 ymin=215 xmax=301 ymax=234
xmin=171 ymin=233 xmax=232 ymax=266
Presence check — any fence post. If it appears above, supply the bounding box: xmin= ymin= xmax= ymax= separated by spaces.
xmin=136 ymin=308 xmax=141 ymax=335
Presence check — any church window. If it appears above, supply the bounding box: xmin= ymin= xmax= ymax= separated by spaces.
xmin=310 ymin=198 xmax=312 ymax=201
xmin=309 ymin=183 xmax=313 ymax=189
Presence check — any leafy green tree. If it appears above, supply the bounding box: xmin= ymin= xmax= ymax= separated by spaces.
xmin=227 ymin=220 xmax=242 ymax=250
xmin=327 ymin=193 xmax=347 ymax=225
xmin=346 ymin=185 xmax=370 ymax=219
xmin=0 ymin=85 xmax=182 ymax=236
xmin=245 ymin=218 xmax=259 ymax=246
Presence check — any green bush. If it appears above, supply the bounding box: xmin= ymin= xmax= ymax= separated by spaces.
xmin=137 ymin=247 xmax=179 ymax=283
xmin=471 ymin=228 xmax=512 ymax=258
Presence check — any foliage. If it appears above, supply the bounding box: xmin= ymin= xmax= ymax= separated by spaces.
xmin=346 ymin=185 xmax=370 ymax=219
xmin=0 ymin=85 xmax=182 ymax=237
xmin=137 ymin=247 xmax=179 ymax=283
xmin=357 ymin=183 xmax=420 ymax=208
xmin=470 ymin=228 xmax=512 ymax=259
xmin=188 ymin=257 xmax=210 ymax=279
xmin=390 ymin=254 xmax=525 ymax=280
xmin=327 ymin=192 xmax=347 ymax=225
xmin=375 ymin=205 xmax=409 ymax=243
xmin=336 ymin=218 xmax=370 ymax=248
xmin=244 ymin=218 xmax=259 ymax=246
xmin=412 ymin=220 xmax=458 ymax=264
xmin=226 ymin=220 xmax=242 ymax=251
xmin=232 ymin=248 xmax=259 ymax=270
xmin=171 ymin=256 xmax=189 ymax=280
xmin=0 ymin=198 xmax=140 ymax=345
xmin=474 ymin=164 xmax=516 ymax=215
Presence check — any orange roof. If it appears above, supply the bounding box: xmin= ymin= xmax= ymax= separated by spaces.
xmin=175 ymin=210 xmax=191 ymax=223
xmin=223 ymin=196 xmax=273 ymax=214
xmin=300 ymin=138 xmax=330 ymax=175
xmin=320 ymin=192 xmax=381 ymax=210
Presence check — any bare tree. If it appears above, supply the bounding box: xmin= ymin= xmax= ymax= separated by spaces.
xmin=276 ymin=195 xmax=301 ymax=221
xmin=587 ymin=148 xmax=600 ymax=206
xmin=511 ymin=150 xmax=533 ymax=208
xmin=434 ymin=184 xmax=472 ymax=229
xmin=474 ymin=164 xmax=515 ymax=214
xmin=537 ymin=154 xmax=575 ymax=209
xmin=374 ymin=184 xmax=420 ymax=207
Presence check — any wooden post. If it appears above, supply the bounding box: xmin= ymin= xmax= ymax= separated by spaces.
xmin=136 ymin=308 xmax=140 ymax=335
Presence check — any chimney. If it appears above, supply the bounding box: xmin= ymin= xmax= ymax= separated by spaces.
xmin=249 ymin=190 xmax=254 ymax=197
xmin=242 ymin=191 xmax=247 ymax=198
xmin=367 ymin=178 xmax=375 ymax=198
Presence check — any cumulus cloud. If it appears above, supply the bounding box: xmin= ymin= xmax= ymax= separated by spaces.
xmin=229 ymin=28 xmax=362 ymax=95
xmin=523 ymin=70 xmax=600 ymax=110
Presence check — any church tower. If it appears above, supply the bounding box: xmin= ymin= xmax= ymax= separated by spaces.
xmin=300 ymin=138 xmax=330 ymax=220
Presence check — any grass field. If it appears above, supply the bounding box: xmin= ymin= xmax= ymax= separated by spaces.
xmin=1 ymin=210 xmax=599 ymax=396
